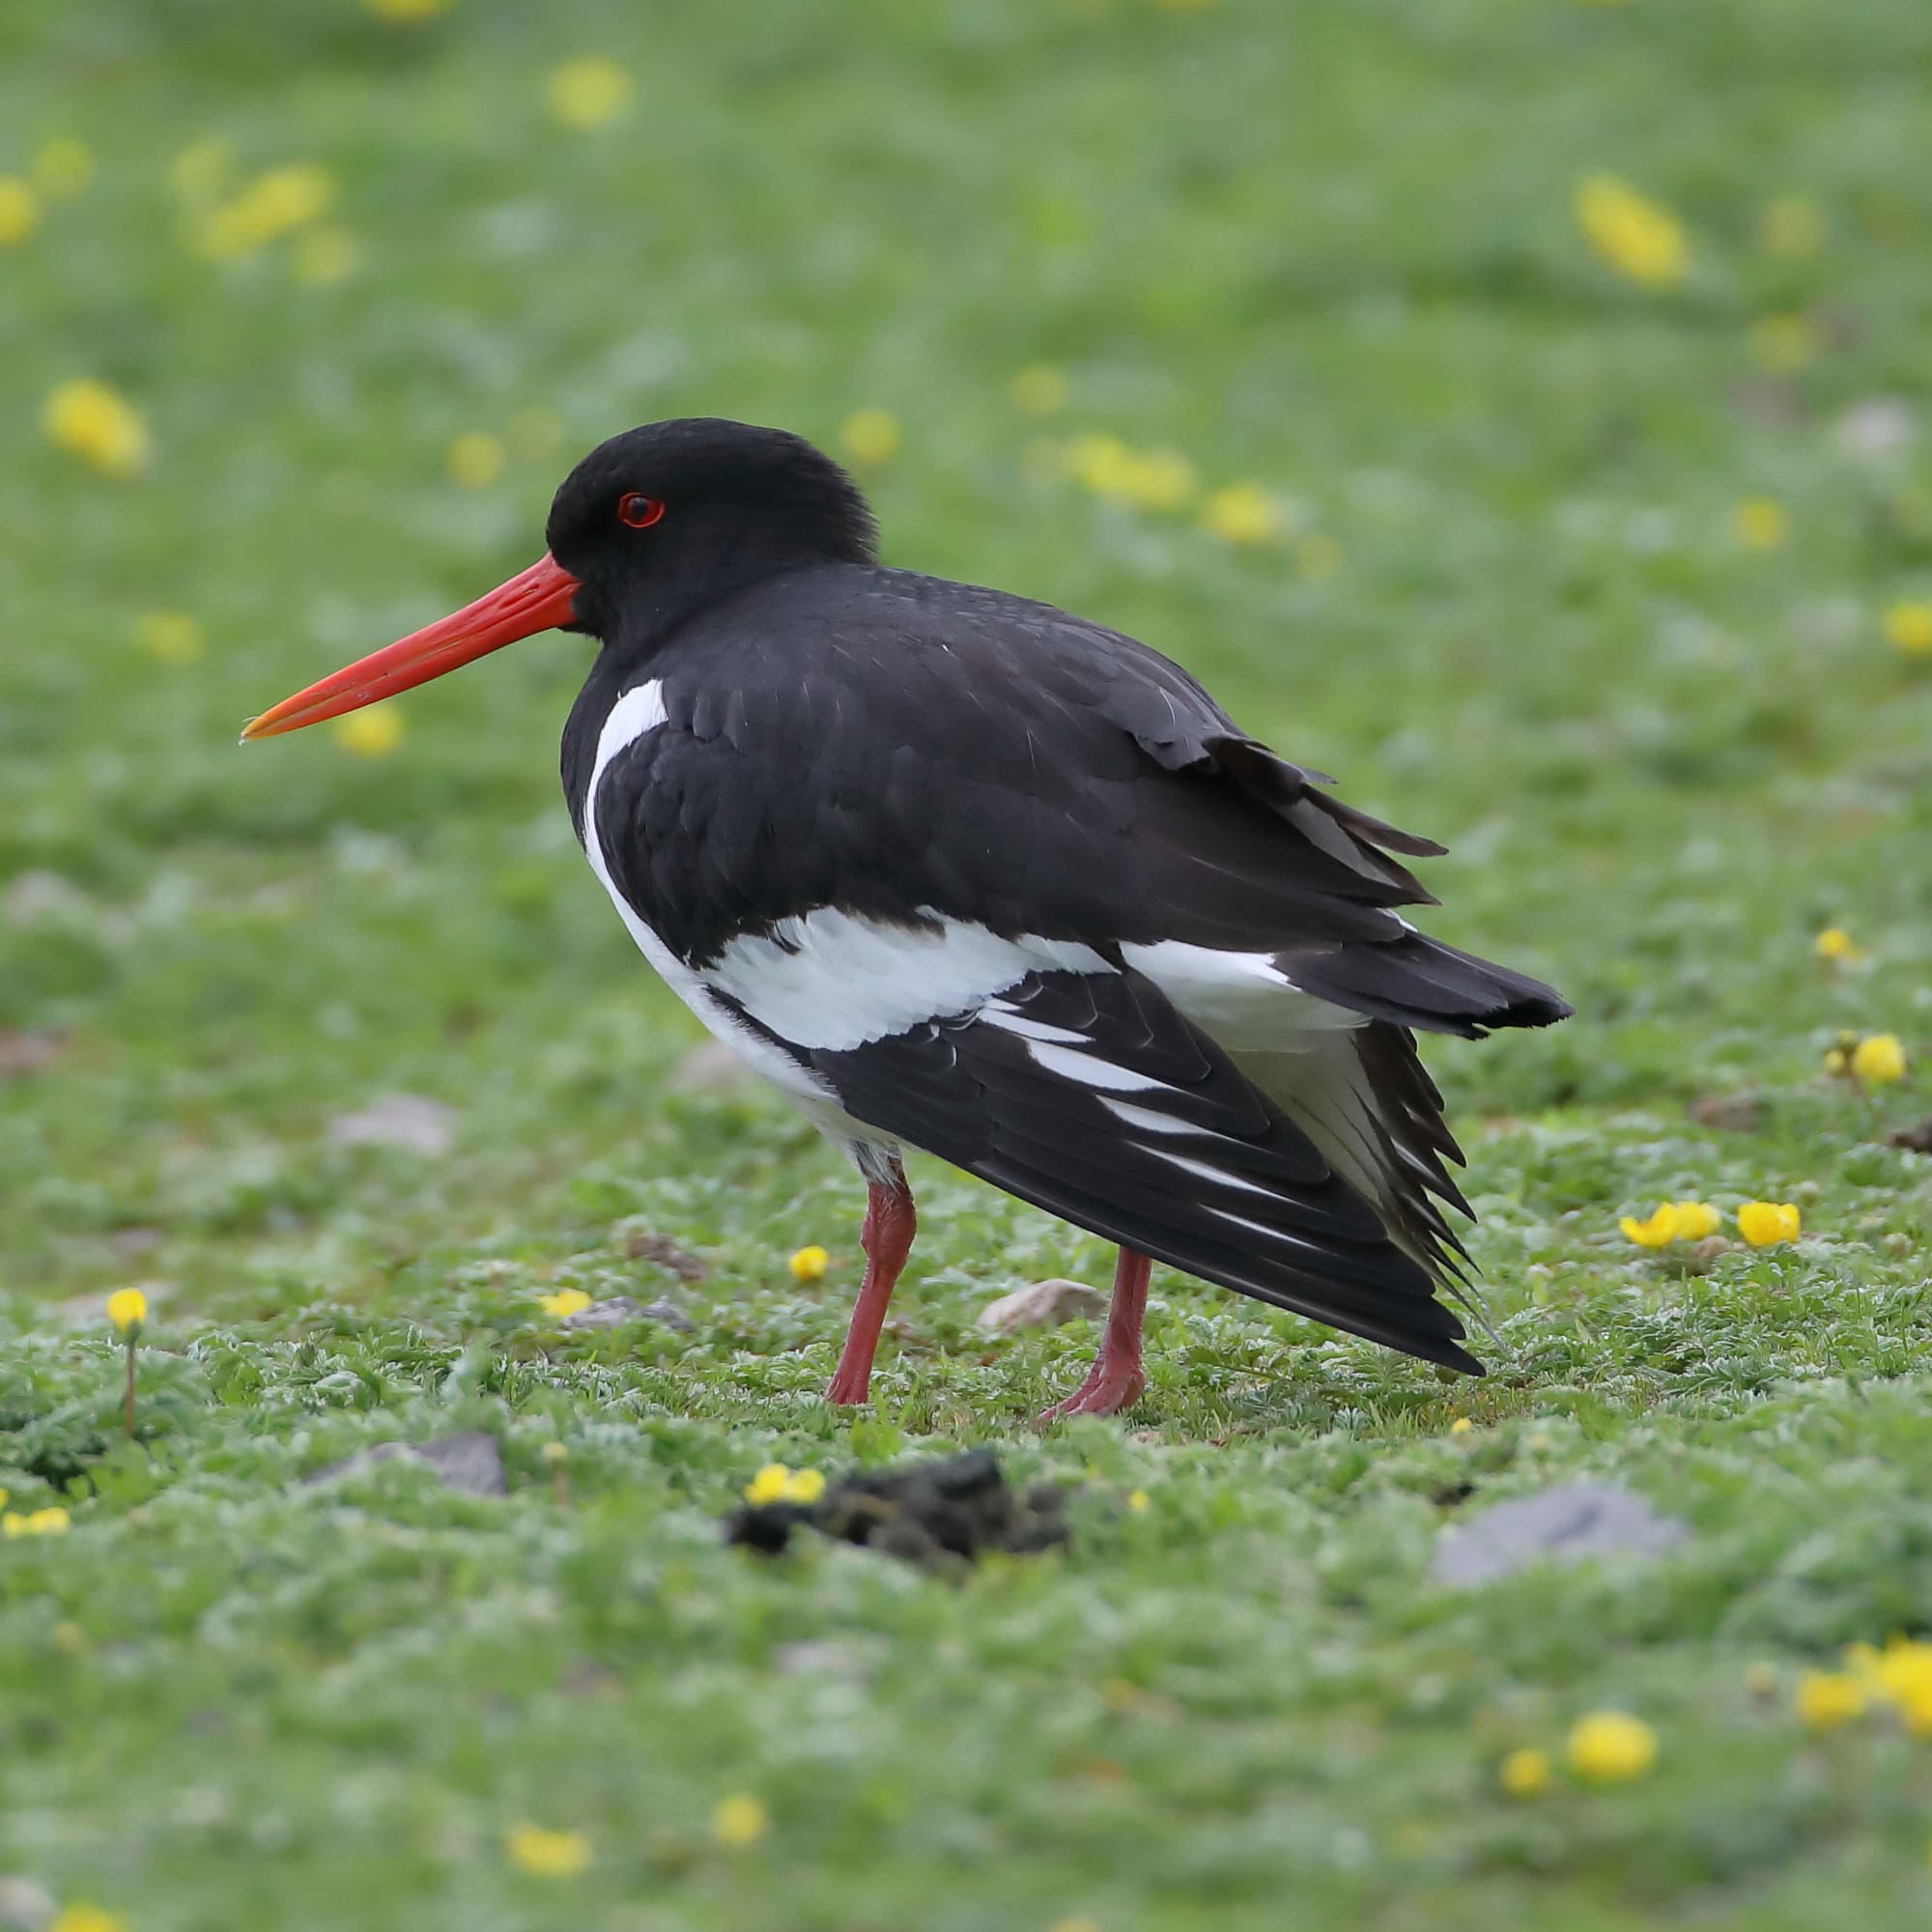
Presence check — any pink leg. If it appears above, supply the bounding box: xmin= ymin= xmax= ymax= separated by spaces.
xmin=825 ymin=1165 xmax=917 ymax=1406
xmin=1037 ymin=1247 xmax=1151 ymax=1423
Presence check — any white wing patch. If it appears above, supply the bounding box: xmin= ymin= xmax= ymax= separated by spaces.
xmin=1121 ymin=940 xmax=1363 ymax=1050
xmin=582 ymin=680 xmax=845 ymax=1116
xmin=707 ymin=911 xmax=1112 ymax=1053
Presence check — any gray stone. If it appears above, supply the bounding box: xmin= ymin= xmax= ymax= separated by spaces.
xmin=560 ymin=1294 xmax=695 ymax=1334
xmin=327 ymin=1094 xmax=456 ymax=1155
xmin=977 ymin=1278 xmax=1107 ymax=1335
xmin=0 ymin=1877 xmax=54 ymax=1931
xmin=306 ymin=1431 xmax=505 ymax=1496
xmin=1434 ymin=1482 xmax=1690 ymax=1586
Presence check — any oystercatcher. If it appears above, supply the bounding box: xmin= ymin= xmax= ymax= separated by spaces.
xmin=243 ymin=418 xmax=1569 ymax=1419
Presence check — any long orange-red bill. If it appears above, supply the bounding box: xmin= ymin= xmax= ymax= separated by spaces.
xmin=240 ymin=552 xmax=581 ymax=741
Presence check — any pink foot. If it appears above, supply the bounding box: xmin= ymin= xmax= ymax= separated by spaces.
xmin=1037 ymin=1361 xmax=1147 ymax=1424
xmin=825 ymin=1366 xmax=873 ymax=1406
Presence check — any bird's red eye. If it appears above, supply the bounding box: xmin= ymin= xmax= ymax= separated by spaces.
xmin=617 ymin=493 xmax=666 ymax=528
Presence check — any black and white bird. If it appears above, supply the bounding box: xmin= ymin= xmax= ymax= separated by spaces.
xmin=244 ymin=418 xmax=1569 ymax=1420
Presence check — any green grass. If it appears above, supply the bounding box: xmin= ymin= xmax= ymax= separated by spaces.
xmin=6 ymin=0 xmax=1932 ymax=1924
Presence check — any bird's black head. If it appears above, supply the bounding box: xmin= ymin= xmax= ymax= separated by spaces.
xmin=544 ymin=418 xmax=877 ymax=645
xmin=240 ymin=416 xmax=874 ymax=745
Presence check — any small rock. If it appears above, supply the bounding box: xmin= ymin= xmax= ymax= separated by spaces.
xmin=977 ymin=1278 xmax=1106 ymax=1335
xmin=327 ymin=1094 xmax=456 ymax=1155
xmin=1689 ymin=1093 xmax=1766 ymax=1133
xmin=1834 ymin=395 xmax=1916 ymax=464
xmin=1887 ymin=1119 xmax=1932 ymax=1156
xmin=670 ymin=1039 xmax=755 ymax=1092
xmin=1435 ymin=1482 xmax=1690 ymax=1587
xmin=0 ymin=1032 xmax=65 ymax=1081
xmin=615 ymin=1222 xmax=707 ymax=1280
xmin=0 ymin=1876 xmax=55 ymax=1931
xmin=559 ymin=1294 xmax=695 ymax=1334
xmin=305 ymin=1431 xmax=505 ymax=1496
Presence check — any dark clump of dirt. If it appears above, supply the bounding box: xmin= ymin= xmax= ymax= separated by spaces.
xmin=1886 ymin=1119 xmax=1932 ymax=1155
xmin=726 ymin=1449 xmax=1069 ymax=1566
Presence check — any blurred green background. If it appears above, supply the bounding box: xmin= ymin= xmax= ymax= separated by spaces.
xmin=4 ymin=2 xmax=1932 ymax=1928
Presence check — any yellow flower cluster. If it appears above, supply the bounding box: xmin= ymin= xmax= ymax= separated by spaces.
xmin=1732 ymin=497 xmax=1789 ymax=552
xmin=1813 ymin=926 xmax=1861 ymax=965
xmin=839 ymin=409 xmax=901 ymax=468
xmin=538 ymin=1288 xmax=592 ymax=1320
xmin=49 ymin=1908 xmax=127 ymax=1932
xmin=1825 ymin=1031 xmax=1907 ymax=1087
xmin=1198 ymin=481 xmax=1285 ymax=546
xmin=331 ymin=704 xmax=407 ymax=758
xmin=133 ymin=611 xmax=205 ymax=665
xmin=505 ymin=1822 xmax=591 ymax=1877
xmin=107 ymin=1288 xmax=147 ymax=1335
xmin=43 ymin=380 xmax=152 ymax=478
xmin=1735 ymin=1201 xmax=1801 ymax=1246
xmin=447 ymin=431 xmax=507 ymax=490
xmin=743 ymin=1463 xmax=826 ymax=1506
xmin=1883 ymin=601 xmax=1932 ymax=657
xmin=3 ymin=1506 xmax=71 ymax=1539
xmin=787 ymin=1244 xmax=830 ymax=1283
xmin=1574 ymin=175 xmax=1689 ymax=289
xmin=1846 ymin=1638 xmax=1932 ymax=1733
xmin=194 ymin=163 xmax=337 ymax=261
xmin=1618 ymin=1200 xmax=1721 ymax=1248
xmin=1065 ymin=433 xmax=1198 ymax=513
xmin=0 ymin=176 xmax=39 ymax=245
xmin=712 ymin=1794 xmax=771 ymax=1847
xmin=1500 ymin=1713 xmax=1658 ymax=1797
xmin=546 ymin=56 xmax=635 ymax=131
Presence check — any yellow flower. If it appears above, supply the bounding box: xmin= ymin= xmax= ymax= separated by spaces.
xmin=1796 ymin=1671 xmax=1865 ymax=1730
xmin=1065 ymin=435 xmax=1196 ymax=513
xmin=1574 ymin=174 xmax=1689 ymax=289
xmin=744 ymin=1463 xmax=792 ymax=1505
xmin=545 ymin=56 xmax=635 ymax=131
xmin=1759 ymin=195 xmax=1827 ymax=261
xmin=504 ymin=1823 xmax=591 ymax=1878
xmin=1851 ymin=1033 xmax=1907 ymax=1086
xmin=1882 ymin=601 xmax=1932 ymax=657
xmin=1498 ymin=1747 xmax=1551 ymax=1799
xmin=1293 ymin=531 xmax=1343 ymax=582
xmin=1669 ymin=1202 xmax=1721 ymax=1240
xmin=788 ymin=1244 xmax=830 ymax=1283
xmin=1449 ymin=1416 xmax=1475 ymax=1437
xmin=49 ymin=1907 xmax=127 ymax=1932
xmin=106 ymin=1288 xmax=147 ymax=1335
xmin=839 ymin=408 xmax=901 ymax=468
xmin=446 ymin=431 xmax=506 ymax=491
xmin=711 ymin=1794 xmax=770 ymax=1848
xmin=365 ymin=0 xmax=457 ymax=16
xmin=194 ymin=163 xmax=336 ymax=260
xmin=1813 ymin=926 xmax=1860 ymax=963
xmin=132 ymin=611 xmax=204 ymax=665
xmin=331 ymin=704 xmax=406 ymax=757
xmin=1199 ymin=482 xmax=1284 ymax=545
xmin=1732 ymin=497 xmax=1789 ymax=552
xmin=291 ymin=225 xmax=358 ymax=288
xmin=1009 ymin=365 xmax=1070 ymax=416
xmin=1565 ymin=1711 xmax=1657 ymax=1783
xmin=1126 ymin=1487 xmax=1151 ymax=1512
xmin=1747 ymin=313 xmax=1821 ymax=376
xmin=539 ymin=1288 xmax=592 ymax=1320
xmin=1619 ymin=1202 xmax=1681 ymax=1248
xmin=33 ymin=138 xmax=95 ymax=200
xmin=52 ymin=1620 xmax=85 ymax=1656
xmin=43 ymin=380 xmax=152 ymax=478
xmin=0 ymin=175 xmax=42 ymax=244
xmin=1850 ymin=1638 xmax=1932 ymax=1734
xmin=4 ymin=1507 xmax=71 ymax=1539
xmin=1735 ymin=1201 xmax=1801 ymax=1246
xmin=743 ymin=1463 xmax=824 ymax=1506
xmin=167 ymin=136 xmax=234 ymax=203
